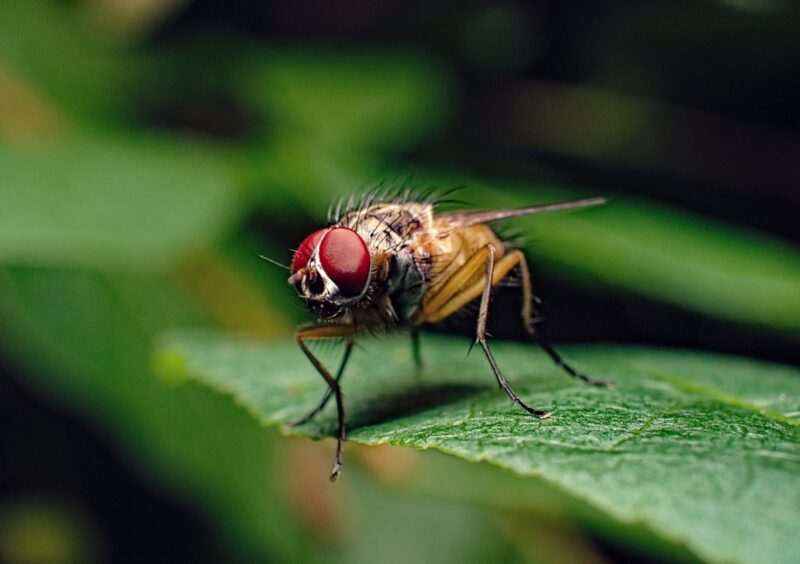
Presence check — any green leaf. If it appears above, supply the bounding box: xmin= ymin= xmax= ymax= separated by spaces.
xmin=0 ymin=133 xmax=237 ymax=271
xmin=155 ymin=332 xmax=800 ymax=564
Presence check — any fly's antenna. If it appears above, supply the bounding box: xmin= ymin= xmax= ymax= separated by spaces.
xmin=258 ymin=254 xmax=291 ymax=270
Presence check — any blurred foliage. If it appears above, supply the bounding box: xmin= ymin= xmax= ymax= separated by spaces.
xmin=0 ymin=500 xmax=96 ymax=564
xmin=0 ymin=133 xmax=237 ymax=271
xmin=1 ymin=0 xmax=799 ymax=563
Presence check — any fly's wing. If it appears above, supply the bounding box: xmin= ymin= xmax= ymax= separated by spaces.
xmin=438 ymin=197 xmax=606 ymax=228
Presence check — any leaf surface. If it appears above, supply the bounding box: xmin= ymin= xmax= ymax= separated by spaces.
xmin=155 ymin=331 xmax=800 ymax=564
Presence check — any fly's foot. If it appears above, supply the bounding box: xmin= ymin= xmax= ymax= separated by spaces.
xmin=591 ymin=378 xmax=615 ymax=390
xmin=329 ymin=429 xmax=345 ymax=482
xmin=578 ymin=374 xmax=615 ymax=390
xmin=514 ymin=398 xmax=551 ymax=419
xmin=329 ymin=459 xmax=342 ymax=482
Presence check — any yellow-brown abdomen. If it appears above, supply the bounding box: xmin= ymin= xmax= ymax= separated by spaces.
xmin=417 ymin=223 xmax=505 ymax=316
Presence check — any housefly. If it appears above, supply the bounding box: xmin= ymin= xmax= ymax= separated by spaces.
xmin=285 ymin=189 xmax=613 ymax=481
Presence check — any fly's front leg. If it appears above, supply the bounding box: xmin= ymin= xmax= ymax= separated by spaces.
xmin=295 ymin=324 xmax=356 ymax=481
xmin=290 ymin=334 xmax=354 ymax=426
xmin=513 ymin=252 xmax=614 ymax=390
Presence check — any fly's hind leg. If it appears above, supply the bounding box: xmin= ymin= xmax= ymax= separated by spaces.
xmin=536 ymin=339 xmax=614 ymax=389
xmin=294 ymin=324 xmax=357 ymax=481
xmin=514 ymin=253 xmax=614 ymax=390
xmin=421 ymin=245 xmax=549 ymax=418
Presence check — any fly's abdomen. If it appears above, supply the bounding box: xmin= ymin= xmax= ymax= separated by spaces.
xmin=423 ymin=225 xmax=506 ymax=299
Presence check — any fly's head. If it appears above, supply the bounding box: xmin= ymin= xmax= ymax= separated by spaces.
xmin=288 ymin=227 xmax=372 ymax=321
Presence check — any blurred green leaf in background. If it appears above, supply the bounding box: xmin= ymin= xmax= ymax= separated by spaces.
xmin=1 ymin=0 xmax=799 ymax=563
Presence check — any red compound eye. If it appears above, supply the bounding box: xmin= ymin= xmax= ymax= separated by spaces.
xmin=291 ymin=229 xmax=328 ymax=273
xmin=318 ymin=227 xmax=370 ymax=296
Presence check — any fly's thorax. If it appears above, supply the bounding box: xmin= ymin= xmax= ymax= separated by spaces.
xmin=382 ymin=245 xmax=429 ymax=322
xmin=339 ymin=202 xmax=435 ymax=253
xmin=330 ymin=202 xmax=434 ymax=325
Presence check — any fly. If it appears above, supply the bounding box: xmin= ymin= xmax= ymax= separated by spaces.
xmin=285 ymin=189 xmax=614 ymax=481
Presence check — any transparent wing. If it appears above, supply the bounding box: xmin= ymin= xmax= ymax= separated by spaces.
xmin=438 ymin=197 xmax=606 ymax=227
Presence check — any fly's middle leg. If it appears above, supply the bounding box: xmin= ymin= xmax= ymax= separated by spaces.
xmin=476 ymin=246 xmax=549 ymax=418
xmin=419 ymin=245 xmax=549 ymax=418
